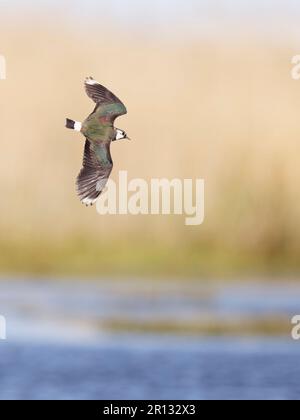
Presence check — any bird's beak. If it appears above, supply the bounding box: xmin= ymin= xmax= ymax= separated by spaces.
xmin=126 ymin=136 xmax=132 ymax=141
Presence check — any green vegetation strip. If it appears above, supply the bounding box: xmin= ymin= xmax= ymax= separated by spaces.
xmin=101 ymin=317 xmax=291 ymax=337
xmin=0 ymin=238 xmax=299 ymax=278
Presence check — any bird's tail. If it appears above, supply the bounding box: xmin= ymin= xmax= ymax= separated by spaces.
xmin=65 ymin=119 xmax=82 ymax=132
xmin=66 ymin=118 xmax=75 ymax=129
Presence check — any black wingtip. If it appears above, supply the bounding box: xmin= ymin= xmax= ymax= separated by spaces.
xmin=65 ymin=118 xmax=75 ymax=129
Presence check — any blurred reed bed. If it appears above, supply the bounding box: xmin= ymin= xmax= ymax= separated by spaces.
xmin=0 ymin=22 xmax=299 ymax=276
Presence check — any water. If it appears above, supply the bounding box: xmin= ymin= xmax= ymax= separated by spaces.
xmin=0 ymin=279 xmax=299 ymax=400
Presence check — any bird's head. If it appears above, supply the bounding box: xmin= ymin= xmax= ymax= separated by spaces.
xmin=115 ymin=128 xmax=131 ymax=141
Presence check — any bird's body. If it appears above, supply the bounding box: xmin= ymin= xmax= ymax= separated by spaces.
xmin=66 ymin=77 xmax=129 ymax=206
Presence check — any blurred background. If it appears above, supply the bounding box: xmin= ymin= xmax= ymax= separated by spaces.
xmin=0 ymin=0 xmax=300 ymax=400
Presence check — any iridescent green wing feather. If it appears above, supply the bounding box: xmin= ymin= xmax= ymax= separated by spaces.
xmin=85 ymin=77 xmax=127 ymax=124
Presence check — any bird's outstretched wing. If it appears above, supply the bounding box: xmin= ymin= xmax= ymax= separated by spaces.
xmin=85 ymin=77 xmax=127 ymax=123
xmin=76 ymin=139 xmax=113 ymax=206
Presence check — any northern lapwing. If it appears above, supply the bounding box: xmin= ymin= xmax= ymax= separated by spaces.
xmin=66 ymin=77 xmax=130 ymax=206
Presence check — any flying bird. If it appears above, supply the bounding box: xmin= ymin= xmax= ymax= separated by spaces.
xmin=66 ymin=77 xmax=130 ymax=206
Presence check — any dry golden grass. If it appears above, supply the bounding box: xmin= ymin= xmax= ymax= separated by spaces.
xmin=0 ymin=22 xmax=299 ymax=275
